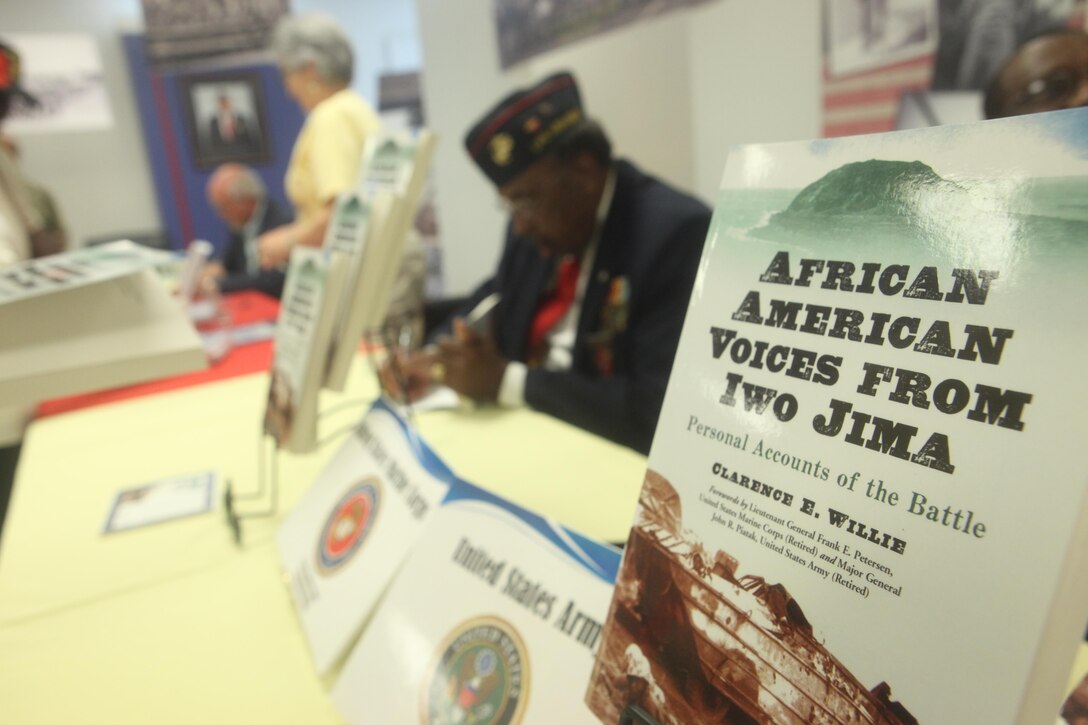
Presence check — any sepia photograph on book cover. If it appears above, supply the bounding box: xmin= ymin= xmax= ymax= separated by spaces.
xmin=332 ymin=477 xmax=621 ymax=725
xmin=587 ymin=107 xmax=1088 ymax=724
xmin=275 ymin=398 xmax=456 ymax=675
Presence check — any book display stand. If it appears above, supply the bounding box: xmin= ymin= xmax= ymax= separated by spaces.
xmin=225 ymin=397 xmax=374 ymax=545
xmin=223 ymin=431 xmax=280 ymax=545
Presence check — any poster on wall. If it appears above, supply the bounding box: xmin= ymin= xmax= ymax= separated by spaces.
xmin=140 ymin=0 xmax=288 ymax=69
xmin=179 ymin=73 xmax=270 ymax=169
xmin=822 ymin=0 xmax=1085 ymax=137
xmin=2 ymin=34 xmax=113 ymax=134
xmin=826 ymin=0 xmax=938 ymax=78
xmin=493 ymin=0 xmax=719 ymax=69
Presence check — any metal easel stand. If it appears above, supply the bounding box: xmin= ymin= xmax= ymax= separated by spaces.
xmin=223 ymin=430 xmax=280 ymax=546
xmin=223 ymin=399 xmax=373 ymax=546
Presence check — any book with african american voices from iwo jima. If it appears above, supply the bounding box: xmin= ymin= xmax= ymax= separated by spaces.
xmin=587 ymin=107 xmax=1088 ymax=724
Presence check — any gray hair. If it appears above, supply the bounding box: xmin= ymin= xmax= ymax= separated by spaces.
xmin=271 ymin=13 xmax=354 ymax=85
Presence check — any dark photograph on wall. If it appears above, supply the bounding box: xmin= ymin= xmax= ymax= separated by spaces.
xmin=180 ymin=74 xmax=269 ymax=170
xmin=493 ymin=0 xmax=718 ymax=69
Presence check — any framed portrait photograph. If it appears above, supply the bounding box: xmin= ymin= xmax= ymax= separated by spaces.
xmin=180 ymin=73 xmax=269 ymax=169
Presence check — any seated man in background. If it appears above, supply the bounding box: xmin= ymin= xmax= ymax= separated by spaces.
xmin=383 ymin=72 xmax=711 ymax=454
xmin=204 ymin=163 xmax=291 ymax=298
xmin=983 ymin=28 xmax=1088 ymax=119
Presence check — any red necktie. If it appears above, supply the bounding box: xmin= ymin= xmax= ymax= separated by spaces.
xmin=528 ymin=256 xmax=580 ymax=361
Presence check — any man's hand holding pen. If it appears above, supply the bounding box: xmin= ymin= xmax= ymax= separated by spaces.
xmin=380 ymin=319 xmax=508 ymax=404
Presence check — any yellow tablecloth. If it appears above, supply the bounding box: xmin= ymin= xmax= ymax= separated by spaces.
xmin=0 ymin=360 xmax=647 ymax=723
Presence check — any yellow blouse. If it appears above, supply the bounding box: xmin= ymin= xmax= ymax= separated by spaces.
xmin=284 ymin=88 xmax=381 ymax=223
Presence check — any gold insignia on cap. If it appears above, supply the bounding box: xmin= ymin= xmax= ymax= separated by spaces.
xmin=490 ymin=133 xmax=514 ymax=167
xmin=524 ymin=116 xmax=541 ymax=134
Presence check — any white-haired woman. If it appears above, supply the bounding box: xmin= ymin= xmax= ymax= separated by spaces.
xmin=257 ymin=13 xmax=381 ymax=267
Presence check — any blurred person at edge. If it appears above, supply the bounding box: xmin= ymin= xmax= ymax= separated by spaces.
xmin=0 ymin=40 xmax=68 ymax=541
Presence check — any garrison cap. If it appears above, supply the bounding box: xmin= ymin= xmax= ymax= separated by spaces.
xmin=464 ymin=71 xmax=585 ymax=186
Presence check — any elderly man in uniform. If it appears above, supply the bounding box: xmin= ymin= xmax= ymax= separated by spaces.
xmin=383 ymin=72 xmax=710 ymax=454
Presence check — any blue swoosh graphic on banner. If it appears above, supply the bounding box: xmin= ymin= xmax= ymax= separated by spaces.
xmin=361 ymin=398 xmax=458 ymax=484
xmin=442 ymin=478 xmax=620 ymax=584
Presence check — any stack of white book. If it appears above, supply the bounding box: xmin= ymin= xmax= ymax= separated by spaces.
xmin=0 ymin=240 xmax=205 ymax=406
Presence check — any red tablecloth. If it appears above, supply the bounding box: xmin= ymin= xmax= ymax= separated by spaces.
xmin=35 ymin=291 xmax=280 ymax=419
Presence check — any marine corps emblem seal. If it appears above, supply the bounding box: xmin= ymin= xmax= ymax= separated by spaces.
xmin=315 ymin=478 xmax=380 ymax=575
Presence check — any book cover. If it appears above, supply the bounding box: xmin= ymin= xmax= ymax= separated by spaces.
xmin=354 ymin=129 xmax=436 ymax=338
xmin=263 ymin=246 xmax=346 ymax=453
xmin=275 ymin=398 xmax=455 ymax=674
xmin=332 ymin=477 xmax=621 ymax=724
xmin=322 ymin=191 xmax=398 ymax=391
xmin=358 ymin=128 xmax=437 ymax=206
xmin=323 ymin=129 xmax=437 ymax=391
xmin=587 ymin=108 xmax=1088 ymax=724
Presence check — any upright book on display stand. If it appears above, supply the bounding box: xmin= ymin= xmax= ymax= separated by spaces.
xmin=322 ymin=190 xmax=399 ymax=391
xmin=332 ymin=477 xmax=621 ymax=724
xmin=263 ymin=246 xmax=345 ymax=454
xmin=0 ymin=240 xmax=205 ymax=406
xmin=587 ymin=108 xmax=1088 ymax=724
xmin=323 ymin=128 xmax=438 ymax=391
xmin=358 ymin=127 xmax=437 ymax=207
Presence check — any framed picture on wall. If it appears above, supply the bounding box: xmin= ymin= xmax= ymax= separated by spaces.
xmin=180 ymin=73 xmax=270 ymax=169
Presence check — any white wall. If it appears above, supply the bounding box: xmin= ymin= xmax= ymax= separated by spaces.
xmin=1 ymin=0 xmax=160 ymax=246
xmin=416 ymin=0 xmax=823 ymax=295
xmin=687 ymin=0 xmax=822 ymax=197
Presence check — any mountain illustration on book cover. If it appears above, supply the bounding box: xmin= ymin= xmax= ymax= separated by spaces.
xmin=587 ymin=108 xmax=1088 ymax=724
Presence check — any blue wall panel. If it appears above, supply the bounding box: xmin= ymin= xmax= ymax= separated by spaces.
xmin=123 ymin=34 xmax=304 ymax=256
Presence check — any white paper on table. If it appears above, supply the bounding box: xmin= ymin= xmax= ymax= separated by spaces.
xmin=103 ymin=471 xmax=217 ymax=534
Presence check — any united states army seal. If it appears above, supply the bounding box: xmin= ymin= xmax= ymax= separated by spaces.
xmin=315 ymin=478 xmax=380 ymax=575
xmin=421 ymin=615 xmax=530 ymax=724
